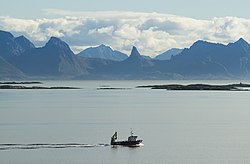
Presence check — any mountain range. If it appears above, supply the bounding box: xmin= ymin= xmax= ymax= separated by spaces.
xmin=0 ymin=30 xmax=250 ymax=80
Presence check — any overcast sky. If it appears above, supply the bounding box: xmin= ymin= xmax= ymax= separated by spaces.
xmin=1 ymin=0 xmax=250 ymax=56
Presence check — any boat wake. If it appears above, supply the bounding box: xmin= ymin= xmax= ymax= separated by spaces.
xmin=0 ymin=143 xmax=110 ymax=151
xmin=138 ymin=143 xmax=144 ymax=146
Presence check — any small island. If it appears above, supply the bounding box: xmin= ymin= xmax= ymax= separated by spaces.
xmin=0 ymin=81 xmax=80 ymax=89
xmin=0 ymin=85 xmax=80 ymax=89
xmin=137 ymin=83 xmax=250 ymax=91
xmin=97 ymin=87 xmax=131 ymax=90
xmin=0 ymin=81 xmax=42 ymax=85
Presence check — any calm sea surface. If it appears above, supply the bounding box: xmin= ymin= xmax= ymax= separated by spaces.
xmin=1 ymin=80 xmax=250 ymax=164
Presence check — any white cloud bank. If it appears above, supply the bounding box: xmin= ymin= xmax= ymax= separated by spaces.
xmin=1 ymin=9 xmax=250 ymax=56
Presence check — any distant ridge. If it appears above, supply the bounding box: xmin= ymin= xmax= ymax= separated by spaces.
xmin=78 ymin=44 xmax=128 ymax=61
xmin=155 ymin=48 xmax=183 ymax=60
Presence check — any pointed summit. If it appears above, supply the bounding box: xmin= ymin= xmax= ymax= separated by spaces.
xmin=234 ymin=38 xmax=249 ymax=47
xmin=236 ymin=38 xmax=248 ymax=43
xmin=130 ymin=46 xmax=141 ymax=58
xmin=45 ymin=37 xmax=70 ymax=50
xmin=0 ymin=30 xmax=14 ymax=38
xmin=124 ymin=46 xmax=154 ymax=67
xmin=0 ymin=30 xmax=24 ymax=60
xmin=15 ymin=35 xmax=35 ymax=50
xmin=46 ymin=37 xmax=62 ymax=45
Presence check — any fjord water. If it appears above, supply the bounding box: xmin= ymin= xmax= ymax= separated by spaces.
xmin=1 ymin=80 xmax=250 ymax=164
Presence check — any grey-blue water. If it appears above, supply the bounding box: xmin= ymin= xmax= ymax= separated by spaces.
xmin=1 ymin=80 xmax=250 ymax=164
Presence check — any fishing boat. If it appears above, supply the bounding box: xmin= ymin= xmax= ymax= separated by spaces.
xmin=110 ymin=129 xmax=143 ymax=147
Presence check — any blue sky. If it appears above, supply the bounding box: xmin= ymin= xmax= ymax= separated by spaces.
xmin=1 ymin=0 xmax=250 ymax=19
xmin=0 ymin=0 xmax=250 ymax=56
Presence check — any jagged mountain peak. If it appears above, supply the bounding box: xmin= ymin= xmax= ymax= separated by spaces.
xmin=45 ymin=37 xmax=70 ymax=50
xmin=236 ymin=38 xmax=248 ymax=43
xmin=130 ymin=46 xmax=141 ymax=58
xmin=0 ymin=30 xmax=24 ymax=59
xmin=15 ymin=35 xmax=35 ymax=50
xmin=234 ymin=38 xmax=249 ymax=47
xmin=0 ymin=30 xmax=16 ymax=44
xmin=125 ymin=46 xmax=153 ymax=66
xmin=0 ymin=30 xmax=14 ymax=38
xmin=47 ymin=37 xmax=63 ymax=44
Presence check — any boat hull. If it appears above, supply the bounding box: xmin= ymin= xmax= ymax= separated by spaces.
xmin=111 ymin=140 xmax=143 ymax=146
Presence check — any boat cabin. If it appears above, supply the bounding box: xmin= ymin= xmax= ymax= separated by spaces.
xmin=128 ymin=135 xmax=137 ymax=141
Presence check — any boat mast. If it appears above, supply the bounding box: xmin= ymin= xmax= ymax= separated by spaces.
xmin=130 ymin=128 xmax=134 ymax=136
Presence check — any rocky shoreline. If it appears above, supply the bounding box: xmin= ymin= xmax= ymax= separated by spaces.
xmin=137 ymin=83 xmax=250 ymax=91
xmin=0 ymin=85 xmax=81 ymax=89
xmin=0 ymin=85 xmax=80 ymax=89
xmin=97 ymin=87 xmax=131 ymax=90
xmin=0 ymin=81 xmax=80 ymax=89
xmin=0 ymin=81 xmax=42 ymax=85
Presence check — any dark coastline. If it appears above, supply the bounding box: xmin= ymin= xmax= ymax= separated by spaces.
xmin=0 ymin=85 xmax=81 ymax=89
xmin=0 ymin=85 xmax=80 ymax=89
xmin=137 ymin=83 xmax=250 ymax=91
xmin=2 ymin=82 xmax=250 ymax=91
xmin=97 ymin=87 xmax=131 ymax=90
xmin=0 ymin=82 xmax=42 ymax=85
xmin=0 ymin=81 xmax=80 ymax=89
